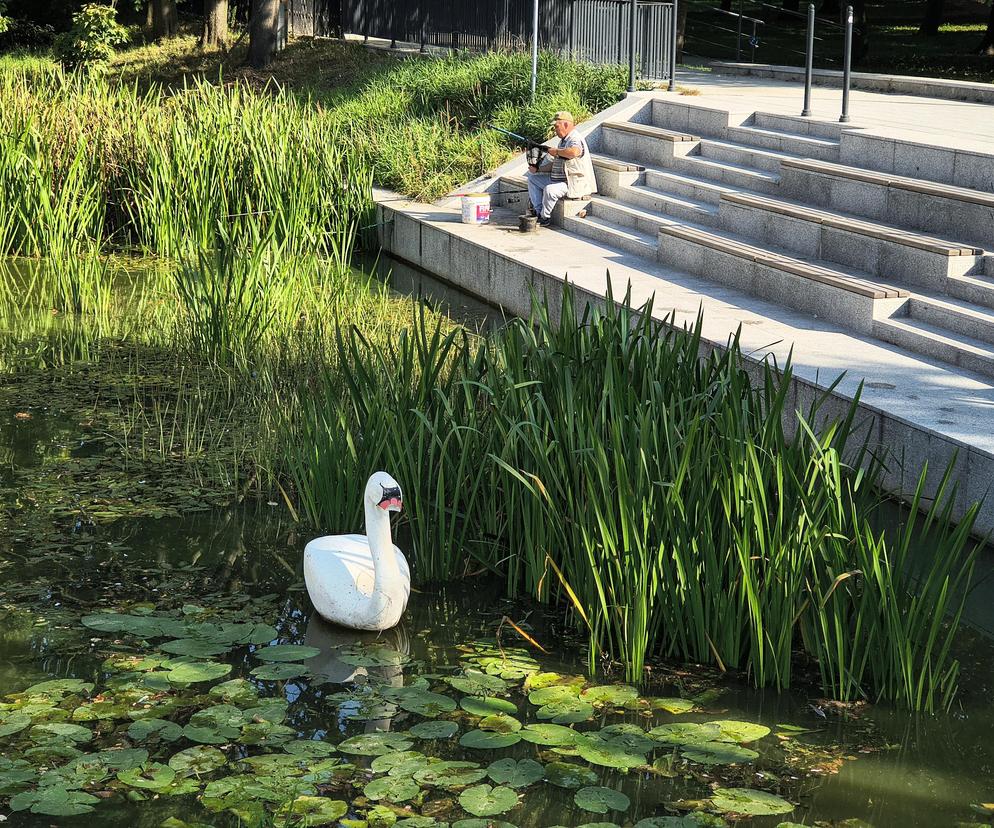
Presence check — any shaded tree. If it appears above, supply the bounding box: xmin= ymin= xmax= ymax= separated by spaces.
xmin=201 ymin=0 xmax=228 ymax=48
xmin=148 ymin=0 xmax=177 ymax=38
xmin=979 ymin=0 xmax=994 ymax=54
xmin=248 ymin=0 xmax=278 ymax=68
xmin=919 ymin=0 xmax=946 ymax=36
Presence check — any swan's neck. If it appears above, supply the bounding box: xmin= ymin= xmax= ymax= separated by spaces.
xmin=365 ymin=502 xmax=401 ymax=596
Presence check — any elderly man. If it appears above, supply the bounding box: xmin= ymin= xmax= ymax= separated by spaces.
xmin=526 ymin=111 xmax=597 ymax=227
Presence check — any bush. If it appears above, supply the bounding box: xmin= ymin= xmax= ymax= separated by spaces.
xmin=54 ymin=3 xmax=127 ymax=72
xmin=0 ymin=18 xmax=57 ymax=51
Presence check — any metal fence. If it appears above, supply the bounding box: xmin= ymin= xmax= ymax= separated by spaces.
xmin=290 ymin=0 xmax=674 ymax=80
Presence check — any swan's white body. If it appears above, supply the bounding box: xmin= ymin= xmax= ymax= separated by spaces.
xmin=304 ymin=472 xmax=411 ymax=631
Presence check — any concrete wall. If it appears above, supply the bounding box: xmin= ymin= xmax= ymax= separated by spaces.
xmin=378 ymin=203 xmax=994 ymax=537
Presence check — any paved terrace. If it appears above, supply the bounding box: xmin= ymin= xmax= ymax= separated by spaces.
xmin=375 ymin=72 xmax=994 ymax=534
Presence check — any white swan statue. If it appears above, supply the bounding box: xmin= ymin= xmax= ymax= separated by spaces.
xmin=304 ymin=471 xmax=411 ymax=631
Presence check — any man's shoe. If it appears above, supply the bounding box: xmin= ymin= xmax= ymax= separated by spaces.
xmin=538 ymin=217 xmax=552 ymax=227
xmin=526 ymin=206 xmax=537 ymax=217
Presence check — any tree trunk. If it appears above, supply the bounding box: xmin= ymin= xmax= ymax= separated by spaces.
xmin=919 ymin=0 xmax=945 ymax=36
xmin=201 ymin=0 xmax=229 ymax=48
xmin=150 ymin=0 xmax=178 ymax=38
xmin=677 ymin=0 xmax=689 ymax=61
xmin=978 ymin=0 xmax=994 ymax=55
xmin=248 ymin=0 xmax=280 ymax=69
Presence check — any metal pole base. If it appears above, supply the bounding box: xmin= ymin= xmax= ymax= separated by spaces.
xmin=801 ymin=109 xmax=812 ymax=117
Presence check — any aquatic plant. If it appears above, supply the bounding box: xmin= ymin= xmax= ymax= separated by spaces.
xmin=289 ymin=287 xmax=980 ymax=710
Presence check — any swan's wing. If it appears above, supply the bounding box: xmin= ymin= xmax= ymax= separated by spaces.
xmin=394 ymin=546 xmax=411 ymax=583
xmin=304 ymin=535 xmax=375 ymax=597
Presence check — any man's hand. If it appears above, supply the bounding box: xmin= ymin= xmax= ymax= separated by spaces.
xmin=528 ymin=164 xmax=538 ymax=173
xmin=547 ymin=147 xmax=559 ymax=158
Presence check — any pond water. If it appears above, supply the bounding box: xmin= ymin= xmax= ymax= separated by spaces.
xmin=2 ymin=401 xmax=994 ymax=828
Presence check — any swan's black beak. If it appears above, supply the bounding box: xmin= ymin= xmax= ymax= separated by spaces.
xmin=378 ymin=486 xmax=403 ymax=513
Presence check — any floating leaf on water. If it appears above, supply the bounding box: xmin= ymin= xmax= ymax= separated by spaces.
xmin=459 ymin=783 xmax=518 ymax=816
xmin=460 ymin=696 xmax=517 ymax=717
xmin=396 ymin=818 xmax=443 ymax=827
xmin=183 ymin=724 xmax=228 ymax=745
xmin=370 ymin=750 xmax=425 ymax=774
xmin=338 ymin=732 xmax=413 ymax=756
xmin=575 ymin=786 xmax=631 ymax=814
xmin=580 ymin=685 xmax=638 ymax=707
xmin=30 ymin=722 xmax=93 ymax=743
xmin=479 ymin=713 xmax=521 ymax=734
xmin=410 ymin=720 xmax=459 ymax=740
xmin=0 ymin=761 xmax=37 ymax=795
xmin=72 ymin=700 xmax=130 ymax=721
xmin=275 ymin=795 xmax=348 ymax=826
xmin=243 ymin=700 xmax=289 ymax=723
xmin=710 ymin=720 xmax=771 ymax=744
xmin=397 ymin=690 xmax=457 ymax=717
xmin=285 ymin=739 xmax=337 ymax=758
xmin=649 ymin=723 xmax=722 ymax=746
xmin=649 ymin=698 xmax=698 ymax=715
xmin=364 ymin=775 xmax=420 ymax=802
xmin=459 ymin=729 xmax=522 ymax=750
xmin=536 ymin=698 xmax=594 ymax=724
xmin=524 ymin=672 xmax=576 ymax=692
xmin=117 ymin=762 xmax=177 ymax=791
xmin=634 ymin=817 xmax=727 ymax=827
xmin=160 ymin=638 xmax=232 ymax=657
xmin=519 ymin=724 xmax=577 ymax=746
xmin=486 ymin=758 xmax=544 ymax=788
xmin=681 ymin=741 xmax=759 ymax=765
xmin=0 ymin=713 xmax=32 ymax=738
xmin=240 ymin=721 xmax=296 ymax=747
xmin=447 ymin=670 xmax=509 ymax=696
xmin=574 ymin=734 xmax=647 ymax=769
xmin=575 ymin=823 xmax=621 ymax=828
xmin=23 ymin=679 xmax=94 ymax=697
xmin=596 ymin=724 xmax=655 ymax=754
xmin=710 ymin=788 xmax=794 ymax=816
xmin=414 ymin=760 xmax=486 ymax=787
xmin=452 ymin=821 xmax=518 ymax=828
xmin=164 ymin=660 xmax=232 ymax=685
xmin=255 ymin=644 xmax=322 ymax=662
xmin=168 ymin=746 xmax=227 ymax=775
xmin=209 ymin=679 xmax=260 ymax=706
xmin=81 ymin=613 xmax=185 ymax=638
xmin=127 ymin=718 xmax=184 ymax=743
xmin=9 ymin=787 xmax=100 ymax=816
xmin=527 ymin=685 xmax=580 ymax=706
xmin=339 ymin=645 xmax=410 ymax=667
xmin=544 ymin=761 xmax=598 ymax=789
xmin=251 ymin=663 xmax=309 ymax=681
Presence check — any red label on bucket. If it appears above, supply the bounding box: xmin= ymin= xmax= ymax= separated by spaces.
xmin=476 ymin=205 xmax=491 ymax=222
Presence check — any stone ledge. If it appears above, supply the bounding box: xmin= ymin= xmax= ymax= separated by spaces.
xmin=721 ymin=192 xmax=982 ymax=255
xmin=781 ymin=158 xmax=994 ymax=208
xmin=709 ymin=61 xmax=994 ymax=106
xmin=659 ymin=223 xmax=908 ymax=299
xmin=604 ymin=121 xmax=699 ymax=142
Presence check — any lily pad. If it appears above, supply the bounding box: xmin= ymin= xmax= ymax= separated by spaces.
xmin=650 ymin=698 xmax=698 ymax=715
xmin=649 ymin=722 xmax=722 ymax=746
xmin=414 ymin=761 xmax=487 ymax=787
xmin=23 ymin=679 xmax=94 ymax=697
xmin=681 ymin=741 xmax=759 ymax=765
xmin=0 ymin=714 xmax=33 ymax=738
xmin=338 ymin=732 xmax=413 ymax=756
xmin=285 ymin=740 xmax=337 ymax=758
xmin=164 ymin=660 xmax=232 ymax=685
xmin=596 ymin=724 xmax=655 ymax=754
xmin=575 ymin=786 xmax=631 ymax=814
xmin=254 ymin=644 xmax=321 ymax=662
xmin=711 ymin=787 xmax=794 ymax=816
xmin=117 ymin=762 xmax=177 ymax=791
xmin=209 ymin=679 xmax=260 ymax=706
xmin=518 ymin=723 xmax=577 ymax=746
xmin=168 ymin=746 xmax=227 ymax=775
xmin=453 ymin=822 xmax=518 ymax=828
xmin=364 ymin=775 xmax=420 ymax=802
xmin=479 ymin=713 xmax=521 ymax=733
xmin=277 ymin=795 xmax=348 ymax=826
xmin=579 ymin=685 xmax=639 ymax=706
xmin=710 ymin=720 xmax=772 ymax=744
xmin=527 ymin=685 xmax=580 ymax=706
xmin=448 ymin=670 xmax=508 ymax=695
xmin=459 ymin=729 xmax=522 ymax=750
xmin=127 ymin=718 xmax=184 ymax=743
xmin=397 ymin=690 xmax=457 ymax=717
xmin=487 ymin=758 xmax=544 ymax=788
xmin=536 ymin=698 xmax=594 ymax=724
xmin=10 ymin=787 xmax=100 ymax=816
xmin=575 ymin=734 xmax=647 ymax=769
xmin=410 ymin=720 xmax=459 ymax=740
xmin=251 ymin=663 xmax=309 ymax=681
xmin=459 ymin=783 xmax=518 ymax=816
xmin=30 ymin=722 xmax=93 ymax=743
xmin=460 ymin=696 xmax=518 ymax=717
xmin=160 ymin=638 xmax=231 ymax=657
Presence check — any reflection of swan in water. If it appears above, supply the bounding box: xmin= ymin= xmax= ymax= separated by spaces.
xmin=303 ymin=613 xmax=410 ymax=732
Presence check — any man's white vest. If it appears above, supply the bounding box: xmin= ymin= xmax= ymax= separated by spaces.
xmin=564 ymin=133 xmax=597 ymax=198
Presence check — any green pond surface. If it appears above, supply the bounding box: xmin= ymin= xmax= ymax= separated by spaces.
xmin=2 ymin=406 xmax=994 ymax=828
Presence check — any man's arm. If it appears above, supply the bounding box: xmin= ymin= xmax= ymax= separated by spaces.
xmin=547 ymin=145 xmax=583 ymax=160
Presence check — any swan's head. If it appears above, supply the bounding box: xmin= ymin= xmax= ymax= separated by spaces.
xmin=366 ymin=471 xmax=403 ymax=513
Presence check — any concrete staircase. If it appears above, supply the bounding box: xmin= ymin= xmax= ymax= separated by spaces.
xmin=498 ymin=97 xmax=994 ymax=380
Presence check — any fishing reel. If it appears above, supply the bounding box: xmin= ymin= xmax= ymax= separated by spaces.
xmin=526 ymin=144 xmax=545 ymax=168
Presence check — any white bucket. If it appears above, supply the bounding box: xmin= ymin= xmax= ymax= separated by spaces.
xmin=461 ymin=193 xmax=491 ymax=225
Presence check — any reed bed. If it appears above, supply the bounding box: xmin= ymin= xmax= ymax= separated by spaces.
xmin=289 ymin=288 xmax=979 ymax=711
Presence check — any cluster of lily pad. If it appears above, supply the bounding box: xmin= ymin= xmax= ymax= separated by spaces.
xmin=0 ymin=603 xmax=807 ymax=826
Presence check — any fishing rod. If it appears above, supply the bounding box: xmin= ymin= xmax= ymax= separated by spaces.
xmin=490 ymin=126 xmax=549 ymax=168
